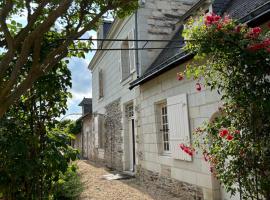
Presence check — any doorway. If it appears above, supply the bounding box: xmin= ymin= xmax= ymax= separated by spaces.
xmin=126 ymin=103 xmax=136 ymax=172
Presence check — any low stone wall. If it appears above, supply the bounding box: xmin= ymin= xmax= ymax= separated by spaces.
xmin=136 ymin=165 xmax=203 ymax=200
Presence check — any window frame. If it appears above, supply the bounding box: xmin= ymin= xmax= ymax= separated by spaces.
xmin=160 ymin=103 xmax=170 ymax=154
xmin=98 ymin=69 xmax=104 ymax=99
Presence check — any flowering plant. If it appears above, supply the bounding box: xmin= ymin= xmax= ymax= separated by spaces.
xmin=179 ymin=13 xmax=270 ymax=199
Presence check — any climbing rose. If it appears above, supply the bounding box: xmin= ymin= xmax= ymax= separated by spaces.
xmin=204 ymin=13 xmax=221 ymax=26
xmin=263 ymin=38 xmax=270 ymax=47
xmin=203 ymin=152 xmax=209 ymax=162
xmin=177 ymin=72 xmax=184 ymax=81
xmin=247 ymin=43 xmax=264 ymax=51
xmin=235 ymin=25 xmax=243 ymax=33
xmin=195 ymin=83 xmax=202 ymax=91
xmin=248 ymin=27 xmax=262 ymax=38
xmin=219 ymin=128 xmax=229 ymax=137
xmin=179 ymin=144 xmax=194 ymax=156
xmin=226 ymin=134 xmax=234 ymax=141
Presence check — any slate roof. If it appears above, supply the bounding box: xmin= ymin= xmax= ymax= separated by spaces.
xmin=78 ymin=98 xmax=92 ymax=106
xmin=129 ymin=0 xmax=270 ymax=89
xmin=103 ymin=21 xmax=112 ymax=39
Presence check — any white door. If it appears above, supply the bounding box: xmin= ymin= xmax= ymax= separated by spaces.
xmin=126 ymin=104 xmax=135 ymax=172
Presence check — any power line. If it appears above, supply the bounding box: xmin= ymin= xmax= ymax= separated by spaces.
xmin=57 ymin=38 xmax=184 ymax=43
xmin=69 ymin=46 xmax=184 ymax=51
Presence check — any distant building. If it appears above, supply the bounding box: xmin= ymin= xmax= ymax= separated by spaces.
xmin=73 ymin=98 xmax=93 ymax=159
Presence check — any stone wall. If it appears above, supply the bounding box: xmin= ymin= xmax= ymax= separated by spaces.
xmin=104 ymin=98 xmax=123 ymax=170
xmin=136 ymin=165 xmax=203 ymax=200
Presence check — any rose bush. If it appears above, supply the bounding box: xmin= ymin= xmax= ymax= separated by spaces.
xmin=178 ymin=13 xmax=270 ymax=199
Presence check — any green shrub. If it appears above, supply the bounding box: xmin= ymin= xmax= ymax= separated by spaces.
xmin=53 ymin=164 xmax=84 ymax=200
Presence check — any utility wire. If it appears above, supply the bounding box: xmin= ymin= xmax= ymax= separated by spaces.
xmin=69 ymin=46 xmax=184 ymax=51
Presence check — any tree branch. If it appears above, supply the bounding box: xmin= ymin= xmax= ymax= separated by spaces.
xmin=0 ymin=0 xmax=14 ymax=49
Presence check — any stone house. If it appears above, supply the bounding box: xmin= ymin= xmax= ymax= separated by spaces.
xmin=89 ymin=0 xmax=270 ymax=199
xmin=73 ymin=98 xmax=93 ymax=159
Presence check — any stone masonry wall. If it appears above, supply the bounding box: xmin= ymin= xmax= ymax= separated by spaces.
xmin=136 ymin=164 xmax=203 ymax=200
xmin=104 ymin=98 xmax=123 ymax=170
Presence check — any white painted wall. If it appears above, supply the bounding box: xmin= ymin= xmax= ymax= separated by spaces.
xmin=138 ymin=63 xmax=223 ymax=199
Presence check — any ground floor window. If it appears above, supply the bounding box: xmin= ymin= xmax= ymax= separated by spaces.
xmin=160 ymin=103 xmax=170 ymax=153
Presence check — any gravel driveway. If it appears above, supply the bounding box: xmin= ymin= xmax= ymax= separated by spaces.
xmin=77 ymin=160 xmax=180 ymax=200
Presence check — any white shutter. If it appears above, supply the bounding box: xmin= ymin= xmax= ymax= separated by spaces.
xmin=128 ymin=29 xmax=136 ymax=73
xmin=94 ymin=116 xmax=99 ymax=147
xmin=119 ymin=50 xmax=122 ymax=82
xmin=167 ymin=93 xmax=191 ymax=161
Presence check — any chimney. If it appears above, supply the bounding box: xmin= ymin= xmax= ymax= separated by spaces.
xmin=97 ymin=20 xmax=113 ymax=48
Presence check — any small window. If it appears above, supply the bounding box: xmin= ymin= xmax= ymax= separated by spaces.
xmin=160 ymin=103 xmax=170 ymax=153
xmin=125 ymin=104 xmax=134 ymax=118
xmin=121 ymin=38 xmax=130 ymax=81
xmin=98 ymin=70 xmax=104 ymax=99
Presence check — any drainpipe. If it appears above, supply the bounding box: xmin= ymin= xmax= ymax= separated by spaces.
xmin=135 ymin=10 xmax=140 ymax=78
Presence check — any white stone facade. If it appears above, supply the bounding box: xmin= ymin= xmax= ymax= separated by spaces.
xmin=88 ymin=0 xmax=234 ymax=199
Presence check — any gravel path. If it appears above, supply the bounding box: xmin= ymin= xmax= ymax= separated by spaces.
xmin=77 ymin=160 xmax=180 ymax=200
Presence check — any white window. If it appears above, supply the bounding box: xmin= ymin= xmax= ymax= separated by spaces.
xmin=160 ymin=103 xmax=170 ymax=153
xmin=120 ymin=38 xmax=130 ymax=81
xmin=98 ymin=115 xmax=105 ymax=149
xmin=167 ymin=93 xmax=191 ymax=161
xmin=120 ymin=30 xmax=136 ymax=81
xmin=94 ymin=116 xmax=99 ymax=147
xmin=128 ymin=29 xmax=136 ymax=73
xmin=98 ymin=70 xmax=104 ymax=99
xmin=94 ymin=115 xmax=105 ymax=149
xmin=125 ymin=103 xmax=134 ymax=118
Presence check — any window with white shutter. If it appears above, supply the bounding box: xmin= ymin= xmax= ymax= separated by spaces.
xmin=167 ymin=93 xmax=191 ymax=161
xmin=98 ymin=70 xmax=104 ymax=99
xmin=128 ymin=29 xmax=136 ymax=73
xmin=94 ymin=116 xmax=99 ymax=147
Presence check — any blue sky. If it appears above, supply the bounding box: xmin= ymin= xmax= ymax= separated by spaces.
xmin=65 ymin=53 xmax=94 ymax=120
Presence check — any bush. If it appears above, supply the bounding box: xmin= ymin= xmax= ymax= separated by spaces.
xmin=53 ymin=164 xmax=84 ymax=200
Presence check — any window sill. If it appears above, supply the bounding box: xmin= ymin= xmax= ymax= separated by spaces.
xmin=121 ymin=74 xmax=133 ymax=86
xmin=161 ymin=152 xmax=171 ymax=157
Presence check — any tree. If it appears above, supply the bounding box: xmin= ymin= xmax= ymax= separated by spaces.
xmin=0 ymin=53 xmax=78 ymax=199
xmin=0 ymin=0 xmax=138 ymax=117
xmin=179 ymin=14 xmax=270 ymax=199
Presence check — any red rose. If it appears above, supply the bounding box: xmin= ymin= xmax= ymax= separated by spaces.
xmin=177 ymin=72 xmax=184 ymax=81
xmin=179 ymin=144 xmax=194 ymax=156
xmin=234 ymin=130 xmax=240 ymax=134
xmin=214 ymin=15 xmax=221 ymax=22
xmin=219 ymin=128 xmax=229 ymax=137
xmin=235 ymin=25 xmax=242 ymax=33
xmin=203 ymin=152 xmax=209 ymax=162
xmin=195 ymin=83 xmax=202 ymax=91
xmin=252 ymin=27 xmax=262 ymax=34
xmin=263 ymin=38 xmax=270 ymax=47
xmin=217 ymin=23 xmax=222 ymax=30
xmin=226 ymin=134 xmax=234 ymax=141
xmin=247 ymin=43 xmax=264 ymax=51
xmin=248 ymin=27 xmax=262 ymax=38
xmin=179 ymin=144 xmax=185 ymax=150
